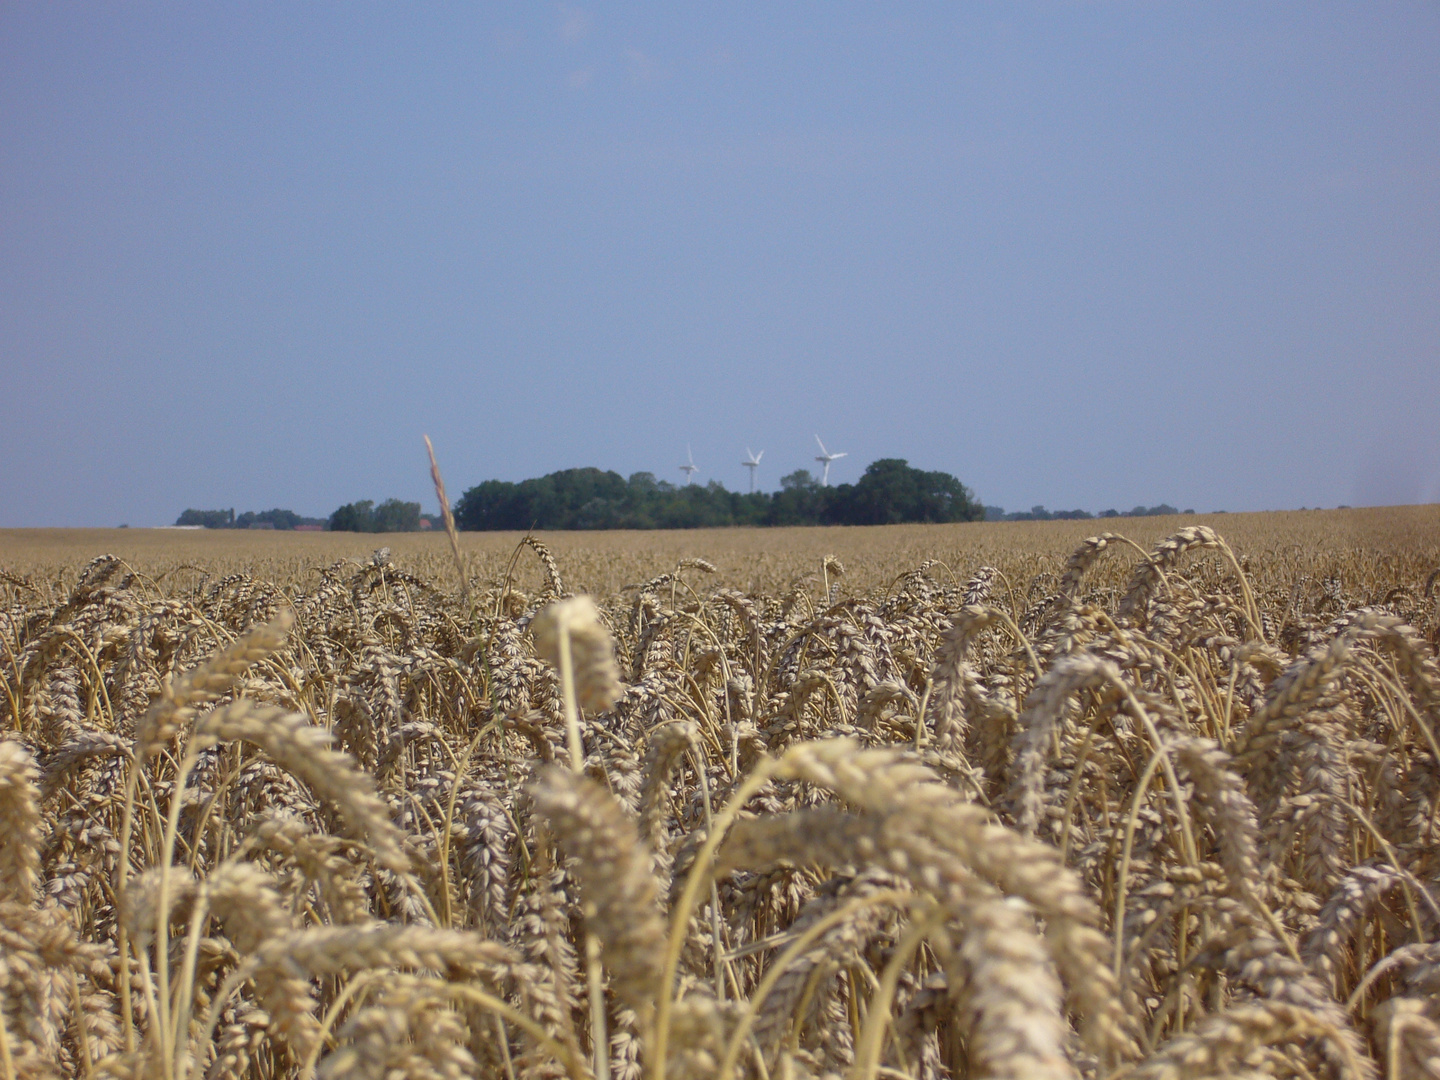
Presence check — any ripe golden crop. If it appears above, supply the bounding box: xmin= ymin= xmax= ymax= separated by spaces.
xmin=1 ymin=507 xmax=1437 ymax=1079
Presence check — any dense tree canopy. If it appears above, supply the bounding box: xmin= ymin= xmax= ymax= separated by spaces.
xmin=827 ymin=459 xmax=981 ymax=525
xmin=236 ymin=509 xmax=304 ymax=530
xmin=327 ymin=498 xmax=423 ymax=533
xmin=180 ymin=474 xmax=1191 ymax=533
xmin=454 ymin=459 xmax=983 ymax=530
xmin=983 ymin=502 xmax=1190 ymax=522
xmin=176 ymin=508 xmax=323 ymax=529
xmin=175 ymin=508 xmax=235 ymax=528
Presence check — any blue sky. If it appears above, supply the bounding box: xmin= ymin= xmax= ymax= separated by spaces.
xmin=2 ymin=3 xmax=1437 ymax=526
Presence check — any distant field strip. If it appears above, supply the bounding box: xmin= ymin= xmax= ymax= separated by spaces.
xmin=3 ymin=504 xmax=1436 ymax=593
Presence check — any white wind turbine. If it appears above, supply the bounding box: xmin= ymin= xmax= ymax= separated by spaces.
xmin=741 ymin=447 xmax=764 ymax=493
xmin=679 ymin=444 xmax=699 ymax=485
xmin=813 ymin=434 xmax=848 ymax=486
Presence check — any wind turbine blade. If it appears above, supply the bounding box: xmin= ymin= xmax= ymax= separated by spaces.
xmin=835 ymin=452 xmax=848 ymax=459
xmin=815 ymin=435 xmax=828 ymax=456
xmin=756 ymin=450 xmax=764 ymax=462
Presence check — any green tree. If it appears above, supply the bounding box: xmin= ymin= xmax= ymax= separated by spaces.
xmin=328 ymin=500 xmax=375 ymax=532
xmin=455 ymin=468 xmax=628 ymax=530
xmin=827 ymin=459 xmax=982 ymax=525
xmin=373 ymin=499 xmax=421 ymax=532
xmin=769 ymin=469 xmax=825 ymax=525
xmin=176 ymin=509 xmax=234 ymax=528
xmin=453 ymin=460 xmax=984 ymax=530
xmin=236 ymin=508 xmax=303 ymax=530
xmin=454 ymin=480 xmax=523 ymax=530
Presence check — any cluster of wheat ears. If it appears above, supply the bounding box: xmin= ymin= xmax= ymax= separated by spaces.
xmin=3 ymin=524 xmax=1440 ymax=1080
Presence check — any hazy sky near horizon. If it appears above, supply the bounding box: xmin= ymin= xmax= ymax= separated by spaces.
xmin=2 ymin=3 xmax=1438 ymax=527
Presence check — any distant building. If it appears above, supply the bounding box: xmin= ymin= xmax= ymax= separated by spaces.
xmin=295 ymin=524 xmax=324 ymax=532
xmin=419 ymin=518 xmax=434 ymax=530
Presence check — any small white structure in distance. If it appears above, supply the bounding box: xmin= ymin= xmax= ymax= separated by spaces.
xmin=679 ymin=444 xmax=699 ymax=485
xmin=813 ymin=435 xmax=848 ymax=487
xmin=741 ymin=447 xmax=764 ymax=493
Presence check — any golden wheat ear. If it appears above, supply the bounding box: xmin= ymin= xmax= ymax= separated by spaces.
xmin=638 ymin=721 xmax=698 ymax=855
xmin=248 ymin=811 xmax=369 ymax=924
xmin=1060 ymin=533 xmax=1120 ymax=596
xmin=771 ymin=738 xmax=1140 ymax=1065
xmin=710 ymin=796 xmax=1077 ymax=1080
xmin=533 ymin=594 xmax=624 ymax=771
xmin=520 ymin=534 xmax=565 ymax=598
xmin=1127 ymin=1000 xmax=1368 ymax=1080
xmin=136 ymin=607 xmax=295 ymax=755
xmin=193 ymin=701 xmax=409 ymax=872
xmin=532 ymin=595 xmax=623 ymax=714
xmin=424 ymin=434 xmax=472 ymax=611
xmin=529 ymin=765 xmax=665 ymax=1022
xmin=199 ymin=862 xmax=323 ymax=1062
xmin=924 ymin=603 xmax=1003 ymax=750
xmin=0 ymin=740 xmax=41 ymax=905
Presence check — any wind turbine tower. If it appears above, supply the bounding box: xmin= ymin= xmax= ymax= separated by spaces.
xmin=814 ymin=435 xmax=848 ymax=487
xmin=741 ymin=448 xmax=764 ymax=493
xmin=679 ymin=444 xmax=699 ymax=485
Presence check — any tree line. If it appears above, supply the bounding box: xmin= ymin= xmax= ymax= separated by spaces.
xmin=983 ymin=502 xmax=1191 ymax=522
xmin=179 ymin=459 xmax=1194 ymax=532
xmin=175 ymin=508 xmax=327 ymax=530
xmin=175 ymin=500 xmax=423 ymax=533
xmin=326 ymin=499 xmax=423 ymax=533
xmin=452 ymin=459 xmax=983 ymax=530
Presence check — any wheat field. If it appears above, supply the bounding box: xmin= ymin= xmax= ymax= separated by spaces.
xmin=3 ymin=507 xmax=1439 ymax=1080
